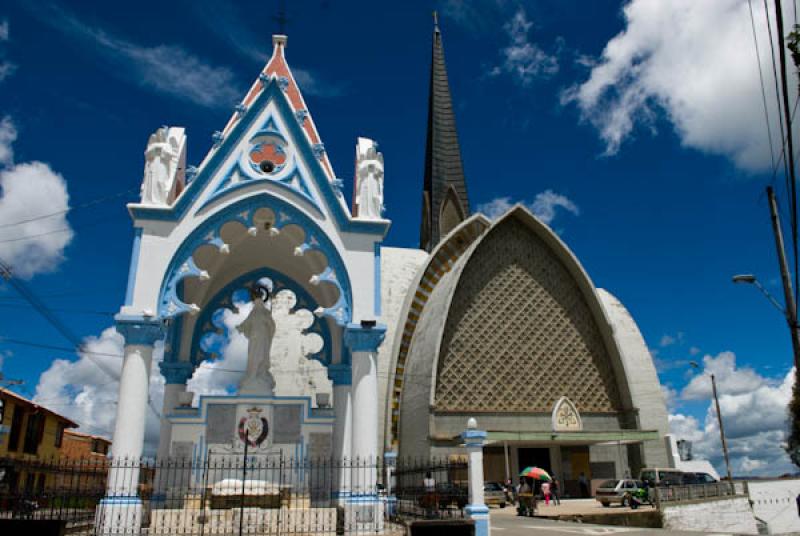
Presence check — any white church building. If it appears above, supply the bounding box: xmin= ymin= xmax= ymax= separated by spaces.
xmin=104 ymin=22 xmax=672 ymax=524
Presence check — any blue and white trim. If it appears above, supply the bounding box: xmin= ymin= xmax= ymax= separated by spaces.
xmin=460 ymin=429 xmax=487 ymax=448
xmin=115 ymin=315 xmax=164 ymax=346
xmin=327 ymin=364 xmax=352 ymax=386
xmin=159 ymin=360 xmax=194 ymax=385
xmin=343 ymin=324 xmax=386 ymax=353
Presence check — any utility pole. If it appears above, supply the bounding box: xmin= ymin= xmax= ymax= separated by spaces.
xmin=767 ymin=186 xmax=800 ymax=371
xmin=773 ymin=0 xmax=800 ymax=299
xmin=711 ymin=374 xmax=734 ymax=490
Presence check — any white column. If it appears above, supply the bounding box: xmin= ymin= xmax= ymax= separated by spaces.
xmin=156 ymin=383 xmax=185 ymax=459
xmin=98 ymin=317 xmax=163 ymax=535
xmin=343 ymin=325 xmax=386 ymax=532
xmin=107 ymin=343 xmax=153 ymax=490
xmin=462 ymin=418 xmax=490 ymax=536
xmin=332 ymin=377 xmax=353 ymax=494
xmin=351 ymin=350 xmax=378 ymax=463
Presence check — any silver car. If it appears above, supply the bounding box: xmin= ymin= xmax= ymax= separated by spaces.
xmin=483 ymin=482 xmax=507 ymax=508
xmin=595 ymin=479 xmax=645 ymax=507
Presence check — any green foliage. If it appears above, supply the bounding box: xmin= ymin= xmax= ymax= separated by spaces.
xmin=786 ymin=368 xmax=800 ymax=468
xmin=788 ymin=24 xmax=800 ymax=71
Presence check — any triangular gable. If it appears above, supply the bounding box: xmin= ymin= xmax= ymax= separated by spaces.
xmin=129 ymin=35 xmax=389 ymax=238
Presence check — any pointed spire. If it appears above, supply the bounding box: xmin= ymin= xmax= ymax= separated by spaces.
xmin=420 ymin=14 xmax=470 ymax=252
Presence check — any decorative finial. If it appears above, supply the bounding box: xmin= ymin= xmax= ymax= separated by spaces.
xmin=467 ymin=417 xmax=477 ymax=430
xmin=433 ymin=10 xmax=439 ymax=28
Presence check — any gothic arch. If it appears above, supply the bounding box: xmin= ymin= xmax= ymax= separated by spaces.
xmin=433 ymin=212 xmax=625 ymax=413
xmin=439 ymin=186 xmax=466 ymax=240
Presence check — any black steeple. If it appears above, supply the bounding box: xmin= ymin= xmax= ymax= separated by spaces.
xmin=420 ymin=13 xmax=470 ymax=252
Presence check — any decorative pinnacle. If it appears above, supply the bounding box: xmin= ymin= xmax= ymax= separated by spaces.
xmin=273 ymin=35 xmax=288 ymax=47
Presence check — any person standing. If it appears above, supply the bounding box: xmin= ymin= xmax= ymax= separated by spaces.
xmin=541 ymin=480 xmax=551 ymax=506
xmin=578 ymin=472 xmax=590 ymax=498
xmin=551 ymin=477 xmax=561 ymax=505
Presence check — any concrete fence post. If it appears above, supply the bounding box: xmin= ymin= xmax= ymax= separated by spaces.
xmin=461 ymin=418 xmax=490 ymax=536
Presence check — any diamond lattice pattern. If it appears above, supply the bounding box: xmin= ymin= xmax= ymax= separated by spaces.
xmin=435 ymin=218 xmax=622 ymax=413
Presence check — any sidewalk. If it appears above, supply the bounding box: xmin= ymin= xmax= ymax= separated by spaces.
xmin=493 ymin=498 xmax=658 ymax=518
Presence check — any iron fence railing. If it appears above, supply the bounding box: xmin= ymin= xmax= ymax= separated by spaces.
xmin=0 ymin=455 xmax=469 ymax=535
xmin=653 ymin=481 xmax=748 ymax=505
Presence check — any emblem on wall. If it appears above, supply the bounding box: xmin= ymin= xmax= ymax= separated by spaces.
xmin=551 ymin=397 xmax=582 ymax=432
xmin=238 ymin=407 xmax=269 ymax=447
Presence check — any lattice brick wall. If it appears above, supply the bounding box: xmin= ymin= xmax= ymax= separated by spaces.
xmin=435 ymin=218 xmax=622 ymax=413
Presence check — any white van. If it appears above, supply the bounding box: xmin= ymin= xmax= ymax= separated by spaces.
xmin=639 ymin=468 xmax=683 ymax=486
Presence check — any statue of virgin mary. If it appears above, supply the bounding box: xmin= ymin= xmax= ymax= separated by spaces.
xmin=236 ymin=284 xmax=276 ymax=394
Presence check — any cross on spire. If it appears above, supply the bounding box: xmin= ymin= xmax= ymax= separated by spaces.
xmin=273 ymin=0 xmax=290 ymax=34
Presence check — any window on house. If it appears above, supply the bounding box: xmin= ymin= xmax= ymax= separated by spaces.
xmin=22 ymin=412 xmax=45 ymax=455
xmin=92 ymin=439 xmax=108 ymax=454
xmin=55 ymin=423 xmax=66 ymax=448
xmin=7 ymin=406 xmax=24 ymax=452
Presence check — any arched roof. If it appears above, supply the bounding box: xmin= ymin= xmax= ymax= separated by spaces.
xmin=397 ymin=206 xmax=640 ymax=452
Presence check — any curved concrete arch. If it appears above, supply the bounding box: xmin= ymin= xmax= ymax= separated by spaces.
xmin=383 ymin=213 xmax=490 ymax=451
xmin=398 ymin=205 xmax=643 ymax=458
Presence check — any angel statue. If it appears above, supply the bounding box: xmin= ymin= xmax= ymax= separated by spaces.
xmin=140 ymin=126 xmax=186 ymax=205
xmin=354 ymin=137 xmax=385 ymax=219
xmin=236 ymin=284 xmax=277 ymax=394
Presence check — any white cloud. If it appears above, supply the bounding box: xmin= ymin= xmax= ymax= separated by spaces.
xmin=662 ymin=385 xmax=679 ymax=413
xmin=292 ymin=68 xmax=345 ymax=98
xmin=669 ymin=352 xmax=796 ymax=476
xmin=0 ymin=117 xmax=73 ymax=278
xmin=0 ymin=116 xmax=16 ymax=166
xmin=530 ymin=190 xmax=579 ymax=224
xmin=681 ymin=351 xmax=773 ymax=401
xmin=660 ymin=334 xmax=676 ymax=347
xmin=562 ymin=0 xmax=788 ymax=171
xmin=477 ymin=190 xmax=579 ymax=225
xmin=33 ymin=328 xmax=166 ymax=451
xmin=186 ymin=3 xmax=341 ymax=98
xmin=0 ymin=18 xmax=13 ymax=82
xmin=490 ymin=8 xmax=558 ymax=86
xmin=32 ymin=5 xmax=239 ymax=109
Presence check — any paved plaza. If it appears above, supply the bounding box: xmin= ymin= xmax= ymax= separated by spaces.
xmin=489 ymin=505 xmax=735 ymax=536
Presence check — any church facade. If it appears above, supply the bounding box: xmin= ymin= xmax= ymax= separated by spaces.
xmin=106 ymin=21 xmax=671 ymax=520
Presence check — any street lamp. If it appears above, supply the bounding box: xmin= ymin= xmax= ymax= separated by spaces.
xmin=732 ymin=274 xmax=800 ymax=371
xmin=732 ymin=274 xmax=792 ymax=316
xmin=689 ymin=361 xmax=734 ymax=490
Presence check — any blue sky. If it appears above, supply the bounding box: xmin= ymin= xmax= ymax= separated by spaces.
xmin=0 ymin=0 xmax=797 ymax=475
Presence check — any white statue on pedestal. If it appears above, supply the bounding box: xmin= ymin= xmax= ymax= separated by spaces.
xmin=354 ymin=137 xmax=384 ymax=219
xmin=140 ymin=126 xmax=187 ymax=205
xmin=236 ymin=285 xmax=276 ymax=394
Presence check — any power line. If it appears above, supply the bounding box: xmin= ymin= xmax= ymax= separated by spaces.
xmin=750 ymin=0 xmax=778 ymax=175
xmin=0 ymin=186 xmax=138 ymax=230
xmin=0 ymin=212 xmax=121 ymax=245
xmin=0 ymin=302 xmax=114 ymax=316
xmin=0 ymin=260 xmax=161 ymax=419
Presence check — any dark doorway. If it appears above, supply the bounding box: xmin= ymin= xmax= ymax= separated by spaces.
xmin=517 ymin=448 xmax=551 ymax=474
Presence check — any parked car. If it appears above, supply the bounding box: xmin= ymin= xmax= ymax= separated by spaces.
xmin=595 ymin=479 xmax=645 ymax=507
xmin=484 ymin=482 xmax=507 ymax=508
xmin=639 ymin=468 xmax=684 ymax=487
xmin=681 ymin=472 xmax=718 ymax=485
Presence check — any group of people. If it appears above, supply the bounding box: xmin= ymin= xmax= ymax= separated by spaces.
xmin=509 ymin=476 xmax=562 ymax=516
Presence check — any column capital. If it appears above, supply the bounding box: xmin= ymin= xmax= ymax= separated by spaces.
xmin=461 ymin=428 xmax=487 ymax=448
xmin=343 ymin=323 xmax=387 ymax=352
xmin=328 ymin=363 xmax=352 ymax=385
xmin=115 ymin=315 xmax=164 ymax=346
xmin=159 ymin=361 xmax=194 ymax=385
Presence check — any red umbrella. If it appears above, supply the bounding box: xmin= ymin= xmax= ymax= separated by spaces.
xmin=519 ymin=466 xmax=552 ymax=481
